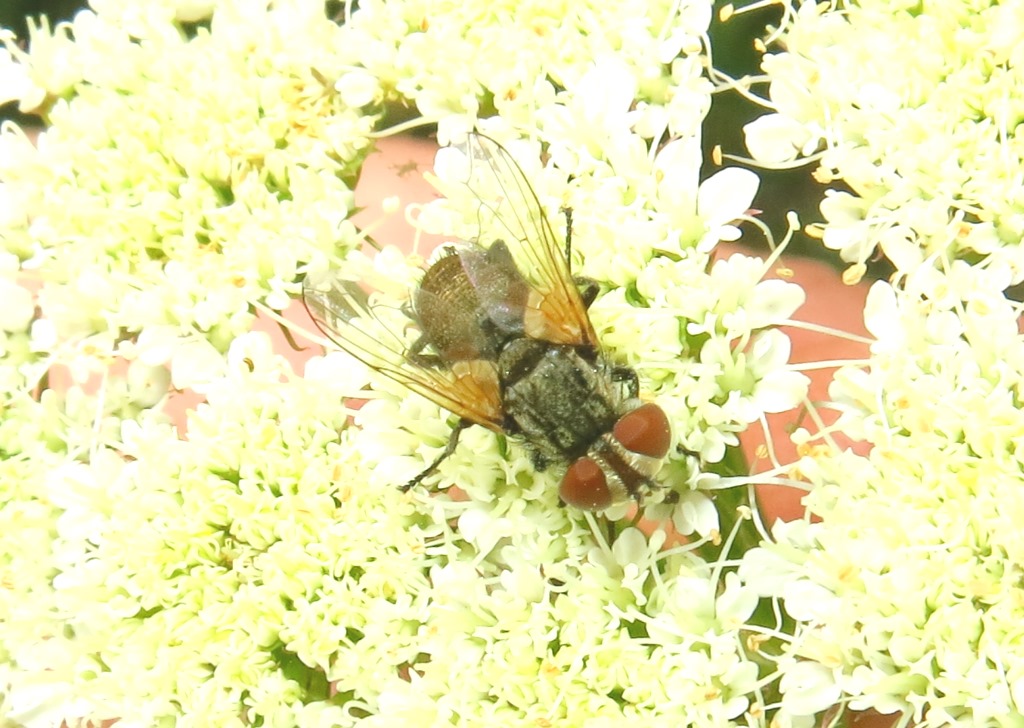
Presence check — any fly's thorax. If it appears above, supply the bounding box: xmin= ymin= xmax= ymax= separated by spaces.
xmin=498 ymin=338 xmax=621 ymax=462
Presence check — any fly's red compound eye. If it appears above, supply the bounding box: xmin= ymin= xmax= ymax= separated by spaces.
xmin=560 ymin=457 xmax=612 ymax=511
xmin=613 ymin=403 xmax=671 ymax=458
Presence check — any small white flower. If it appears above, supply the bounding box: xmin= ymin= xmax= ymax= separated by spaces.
xmin=716 ymin=572 xmax=758 ymax=629
xmin=877 ymin=224 xmax=924 ymax=272
xmin=335 ymin=68 xmax=382 ymax=108
xmin=8 ymin=17 xmax=82 ymax=103
xmin=125 ymin=360 xmax=171 ymax=408
xmin=672 ymin=490 xmax=720 ymax=538
xmin=134 ymin=325 xmax=180 ymax=367
xmin=744 ymin=113 xmax=817 ymax=164
xmin=746 ymin=331 xmax=809 ymax=414
xmin=654 ymin=136 xmax=701 ymax=225
xmin=779 ymin=661 xmax=842 ymax=717
xmin=224 ymin=331 xmax=282 ymax=375
xmin=744 ymin=278 xmax=806 ymax=330
xmin=169 ymin=337 xmax=226 ymax=390
xmin=577 ymin=57 xmax=638 ymax=134
xmin=738 ymin=541 xmax=804 ymax=599
xmin=780 ymin=578 xmax=842 ymax=623
xmin=862 ymin=280 xmax=903 ymax=349
xmin=0 ymin=45 xmax=44 ymax=111
xmin=457 ymin=505 xmax=513 ymax=559
xmin=696 ymin=167 xmax=759 ymax=252
xmin=303 ymin=350 xmax=372 ymax=393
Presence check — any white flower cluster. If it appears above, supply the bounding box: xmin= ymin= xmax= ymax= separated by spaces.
xmin=3 ymin=335 xmax=439 ymax=727
xmin=338 ymin=0 xmax=713 ymax=140
xmin=0 ymin=333 xmax=771 ymax=727
xmin=741 ymin=261 xmax=1024 ymax=725
xmin=351 ymin=518 xmax=766 ymax=726
xmin=0 ymin=0 xmax=820 ymax=724
xmin=0 ymin=252 xmax=39 ymax=395
xmin=0 ymin=0 xmax=370 ymax=380
xmin=744 ymin=0 xmax=1024 ymax=283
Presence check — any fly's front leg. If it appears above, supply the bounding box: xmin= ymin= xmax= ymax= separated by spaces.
xmin=561 ymin=206 xmax=600 ymax=309
xmin=406 ymin=332 xmax=450 ymax=369
xmin=561 ymin=206 xmax=574 ymax=266
xmin=610 ymin=366 xmax=640 ymax=400
xmin=402 ymin=418 xmax=470 ymax=491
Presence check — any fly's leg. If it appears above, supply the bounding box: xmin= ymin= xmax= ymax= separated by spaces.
xmin=401 ymin=419 xmax=470 ymax=492
xmin=561 ymin=206 xmax=600 ymax=309
xmin=561 ymin=206 xmax=574 ymax=265
xmin=407 ymin=333 xmax=446 ymax=368
xmin=576 ymin=277 xmax=599 ymax=309
xmin=610 ymin=366 xmax=640 ymax=400
xmin=676 ymin=442 xmax=701 ymax=459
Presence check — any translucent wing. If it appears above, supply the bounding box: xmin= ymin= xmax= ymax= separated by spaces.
xmin=443 ymin=133 xmax=598 ymax=348
xmin=302 ymin=269 xmax=506 ymax=432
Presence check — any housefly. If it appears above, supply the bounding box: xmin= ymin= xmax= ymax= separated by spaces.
xmin=303 ymin=134 xmax=672 ymax=511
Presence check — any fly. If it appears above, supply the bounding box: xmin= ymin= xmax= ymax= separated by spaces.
xmin=303 ymin=133 xmax=672 ymax=511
